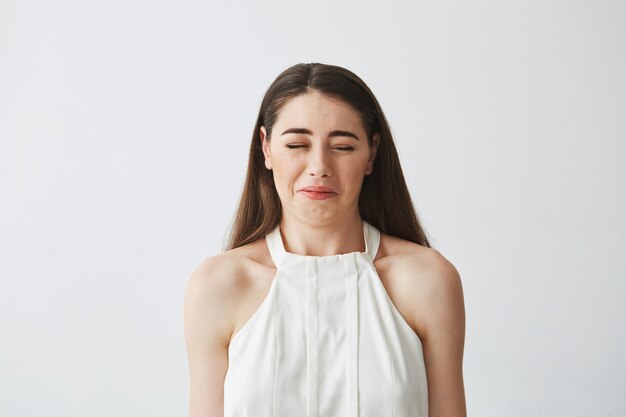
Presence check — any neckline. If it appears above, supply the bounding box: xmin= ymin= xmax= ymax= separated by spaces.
xmin=265 ymin=219 xmax=380 ymax=268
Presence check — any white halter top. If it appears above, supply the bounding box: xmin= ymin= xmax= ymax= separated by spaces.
xmin=224 ymin=220 xmax=429 ymax=417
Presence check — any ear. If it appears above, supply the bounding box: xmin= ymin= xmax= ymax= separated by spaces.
xmin=260 ymin=126 xmax=272 ymax=170
xmin=365 ymin=133 xmax=380 ymax=175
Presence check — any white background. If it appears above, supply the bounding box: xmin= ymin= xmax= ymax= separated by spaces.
xmin=1 ymin=1 xmax=625 ymax=416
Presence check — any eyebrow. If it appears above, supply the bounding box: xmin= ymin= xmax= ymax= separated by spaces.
xmin=280 ymin=128 xmax=360 ymax=141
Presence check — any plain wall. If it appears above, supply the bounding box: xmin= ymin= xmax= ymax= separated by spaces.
xmin=1 ymin=0 xmax=625 ymax=416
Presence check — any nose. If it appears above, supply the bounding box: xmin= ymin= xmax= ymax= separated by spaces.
xmin=308 ymin=145 xmax=332 ymax=178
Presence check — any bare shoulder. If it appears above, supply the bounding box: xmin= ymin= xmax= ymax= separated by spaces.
xmin=376 ymin=232 xmax=460 ymax=288
xmin=378 ymin=235 xmax=467 ymax=415
xmin=184 ymin=245 xmax=271 ymax=417
xmin=376 ymin=233 xmax=465 ymax=341
xmin=184 ymin=239 xmax=276 ymax=345
xmin=183 ymin=250 xmax=249 ymax=347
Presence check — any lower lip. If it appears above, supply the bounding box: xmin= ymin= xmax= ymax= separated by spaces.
xmin=299 ymin=190 xmax=337 ymax=200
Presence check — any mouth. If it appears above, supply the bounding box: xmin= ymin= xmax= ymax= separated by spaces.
xmin=298 ymin=190 xmax=337 ymax=200
xmin=299 ymin=185 xmax=336 ymax=193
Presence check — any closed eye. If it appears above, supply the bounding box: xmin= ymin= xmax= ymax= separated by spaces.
xmin=285 ymin=145 xmax=354 ymax=152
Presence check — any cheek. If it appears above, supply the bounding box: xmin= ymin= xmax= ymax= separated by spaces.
xmin=271 ymin=157 xmax=302 ymax=189
xmin=341 ymin=159 xmax=369 ymax=177
xmin=274 ymin=152 xmax=307 ymax=172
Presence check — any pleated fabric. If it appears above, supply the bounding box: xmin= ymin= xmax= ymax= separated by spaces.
xmin=224 ymin=220 xmax=428 ymax=417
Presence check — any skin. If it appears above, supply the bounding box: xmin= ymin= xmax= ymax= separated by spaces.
xmin=183 ymin=89 xmax=467 ymax=417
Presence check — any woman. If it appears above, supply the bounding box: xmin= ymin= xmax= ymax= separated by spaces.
xmin=184 ymin=62 xmax=467 ymax=417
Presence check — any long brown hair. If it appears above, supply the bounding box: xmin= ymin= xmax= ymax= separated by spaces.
xmin=224 ymin=62 xmax=431 ymax=251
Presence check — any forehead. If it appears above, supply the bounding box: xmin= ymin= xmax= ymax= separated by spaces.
xmin=274 ymin=91 xmax=364 ymax=133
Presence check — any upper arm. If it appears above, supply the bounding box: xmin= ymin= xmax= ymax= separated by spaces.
xmin=411 ymin=250 xmax=467 ymax=417
xmin=183 ymin=255 xmax=238 ymax=417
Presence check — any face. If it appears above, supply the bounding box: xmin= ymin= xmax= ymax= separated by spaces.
xmin=260 ymin=90 xmax=380 ymax=222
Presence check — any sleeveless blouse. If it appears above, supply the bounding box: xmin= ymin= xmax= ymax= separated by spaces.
xmin=223 ymin=220 xmax=429 ymax=417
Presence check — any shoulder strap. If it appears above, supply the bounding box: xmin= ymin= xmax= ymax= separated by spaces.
xmin=265 ymin=224 xmax=287 ymax=268
xmin=363 ymin=220 xmax=381 ymax=261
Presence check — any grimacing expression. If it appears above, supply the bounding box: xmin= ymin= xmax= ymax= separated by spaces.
xmin=260 ymin=90 xmax=379 ymax=221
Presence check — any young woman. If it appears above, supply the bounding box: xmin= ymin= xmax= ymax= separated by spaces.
xmin=184 ymin=62 xmax=467 ymax=417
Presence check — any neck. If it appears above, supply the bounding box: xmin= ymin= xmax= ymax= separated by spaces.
xmin=278 ymin=216 xmax=365 ymax=257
